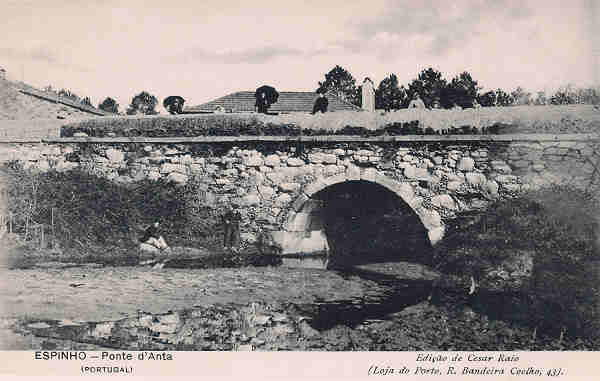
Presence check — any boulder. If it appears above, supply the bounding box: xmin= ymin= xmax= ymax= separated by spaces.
xmin=457 ymin=157 xmax=475 ymax=171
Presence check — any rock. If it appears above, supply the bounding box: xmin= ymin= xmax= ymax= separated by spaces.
xmin=432 ymin=156 xmax=443 ymax=165
xmin=308 ymin=153 xmax=324 ymax=164
xmin=264 ymin=154 xmax=281 ymax=167
xmin=322 ymin=154 xmax=337 ymax=164
xmin=160 ymin=163 xmax=187 ymax=174
xmin=495 ymin=174 xmax=518 ymax=184
xmin=404 ymin=165 xmax=430 ymax=180
xmin=258 ymin=186 xmax=275 ymax=199
xmin=139 ymin=243 xmax=160 ymax=255
xmin=287 ymin=158 xmax=304 ymax=167
xmin=279 ymin=183 xmax=301 ymax=193
xmin=333 ymin=148 xmax=345 ymax=156
xmin=147 ymin=171 xmax=161 ymax=181
xmin=275 ymin=193 xmax=292 ymax=206
xmin=105 ymin=149 xmax=125 ymax=163
xmin=244 ymin=156 xmax=264 ymax=167
xmin=457 ymin=157 xmax=475 ymax=171
xmin=465 ymin=172 xmax=486 ymax=187
xmin=242 ymin=194 xmax=260 ymax=206
xmin=431 ymin=194 xmax=457 ymax=210
xmin=166 ymin=172 xmax=188 ymax=185
xmin=483 ymin=180 xmax=499 ymax=198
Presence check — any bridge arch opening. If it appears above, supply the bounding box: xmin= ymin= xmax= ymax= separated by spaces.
xmin=281 ymin=179 xmax=437 ymax=269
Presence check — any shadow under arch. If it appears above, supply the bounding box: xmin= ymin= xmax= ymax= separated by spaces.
xmin=273 ymin=171 xmax=445 ymax=269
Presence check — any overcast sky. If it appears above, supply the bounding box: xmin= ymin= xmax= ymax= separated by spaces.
xmin=1 ymin=0 xmax=598 ymax=111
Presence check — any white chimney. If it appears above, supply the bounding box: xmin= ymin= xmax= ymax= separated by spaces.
xmin=362 ymin=77 xmax=375 ymax=111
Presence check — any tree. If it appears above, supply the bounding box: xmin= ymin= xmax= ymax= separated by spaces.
xmin=445 ymin=72 xmax=481 ymax=109
xmin=511 ymin=87 xmax=532 ymax=105
xmin=375 ymin=74 xmax=407 ymax=111
xmin=494 ymin=88 xmax=514 ymax=106
xmin=80 ymin=96 xmax=93 ymax=107
xmin=126 ymin=91 xmax=158 ymax=115
xmin=316 ymin=65 xmax=360 ymax=106
xmin=407 ymin=68 xmax=447 ymax=109
xmin=99 ymin=97 xmax=119 ymax=114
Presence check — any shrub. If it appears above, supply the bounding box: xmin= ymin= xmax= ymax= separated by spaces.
xmin=433 ymin=185 xmax=600 ymax=339
xmin=2 ymin=167 xmax=235 ymax=264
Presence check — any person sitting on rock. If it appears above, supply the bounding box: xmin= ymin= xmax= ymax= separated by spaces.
xmin=312 ymin=91 xmax=329 ymax=114
xmin=140 ymin=220 xmax=169 ymax=251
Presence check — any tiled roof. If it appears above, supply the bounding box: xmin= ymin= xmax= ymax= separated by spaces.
xmin=17 ymin=85 xmax=113 ymax=116
xmin=185 ymin=91 xmax=361 ymax=113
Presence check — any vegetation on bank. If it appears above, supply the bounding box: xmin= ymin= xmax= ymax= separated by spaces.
xmin=433 ymin=185 xmax=600 ymax=342
xmin=60 ymin=105 xmax=600 ymax=138
xmin=1 ymin=165 xmax=275 ymax=268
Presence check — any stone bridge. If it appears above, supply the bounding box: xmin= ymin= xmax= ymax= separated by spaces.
xmin=0 ymin=134 xmax=598 ymax=268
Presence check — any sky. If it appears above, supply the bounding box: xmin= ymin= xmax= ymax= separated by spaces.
xmin=1 ymin=0 xmax=598 ymax=112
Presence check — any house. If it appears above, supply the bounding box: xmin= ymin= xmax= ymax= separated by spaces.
xmin=184 ymin=91 xmax=362 ymax=114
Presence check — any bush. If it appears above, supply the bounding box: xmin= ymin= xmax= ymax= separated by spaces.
xmin=433 ymin=185 xmax=600 ymax=339
xmin=60 ymin=106 xmax=600 ymax=138
xmin=2 ymin=167 xmax=237 ymax=264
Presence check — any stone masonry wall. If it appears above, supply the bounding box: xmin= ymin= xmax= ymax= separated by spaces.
xmin=0 ymin=137 xmax=598 ymax=265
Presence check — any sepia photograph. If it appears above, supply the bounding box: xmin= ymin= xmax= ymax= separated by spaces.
xmin=0 ymin=0 xmax=599 ymax=366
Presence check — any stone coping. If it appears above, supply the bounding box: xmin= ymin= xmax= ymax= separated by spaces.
xmin=0 ymin=133 xmax=598 ymax=144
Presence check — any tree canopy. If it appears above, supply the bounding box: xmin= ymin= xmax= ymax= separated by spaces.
xmin=316 ymin=65 xmax=360 ymax=106
xmin=99 ymin=97 xmax=119 ymax=114
xmin=375 ymin=74 xmax=407 ymax=111
xmin=126 ymin=91 xmax=158 ymax=115
xmin=407 ymin=68 xmax=447 ymax=109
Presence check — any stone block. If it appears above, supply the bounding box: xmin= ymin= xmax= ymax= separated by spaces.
xmin=264 ymin=154 xmax=281 ymax=167
xmin=292 ymin=193 xmax=310 ymax=211
xmin=279 ymin=182 xmax=301 ymax=193
xmin=242 ymin=193 xmax=261 ymax=206
xmin=465 ymin=172 xmax=486 ymax=187
xmin=447 ymin=180 xmax=462 ymax=192
xmin=322 ymin=153 xmax=338 ymax=164
xmin=431 ymin=194 xmax=457 ymax=210
xmin=404 ymin=165 xmax=430 ymax=180
xmin=283 ymin=212 xmax=311 ymax=231
xmin=418 ymin=208 xmax=442 ymax=229
xmin=303 ymin=178 xmax=328 ymax=196
xmin=243 ymin=156 xmax=264 ymax=167
xmin=345 ymin=165 xmax=361 ymax=181
xmin=457 ymin=157 xmax=475 ymax=171
xmin=360 ymin=167 xmax=378 ymax=182
xmin=427 ymin=226 xmax=445 ymax=246
xmin=287 ymin=157 xmax=304 ymax=167
xmin=270 ymin=230 xmax=329 ymax=256
xmin=258 ymin=186 xmax=275 ymax=199
xmin=275 ymin=193 xmax=292 ymax=206
xmin=166 ymin=172 xmax=188 ymax=185
xmin=160 ymin=163 xmax=187 ymax=174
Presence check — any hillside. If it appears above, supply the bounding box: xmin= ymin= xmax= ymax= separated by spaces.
xmin=0 ymin=78 xmax=101 ymax=138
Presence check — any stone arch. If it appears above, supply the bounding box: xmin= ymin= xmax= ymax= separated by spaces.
xmin=272 ymin=166 xmax=445 ymax=268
